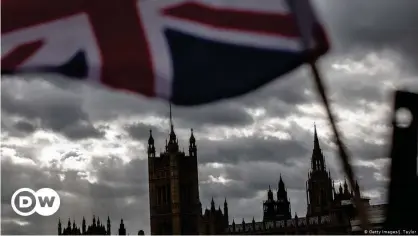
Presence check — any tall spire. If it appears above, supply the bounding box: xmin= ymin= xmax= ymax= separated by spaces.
xmin=314 ymin=123 xmax=320 ymax=150
xmin=58 ymin=218 xmax=62 ymax=235
xmin=190 ymin=128 xmax=195 ymax=143
xmin=279 ymin=175 xmax=284 ymax=186
xmin=148 ymin=130 xmax=154 ymax=145
xmin=267 ymin=185 xmax=273 ymax=200
xmin=278 ymin=174 xmax=285 ymax=192
xmin=82 ymin=217 xmax=86 ymax=234
xmin=189 ymin=128 xmax=197 ymax=156
xmin=311 ymin=123 xmax=325 ymax=171
xmin=148 ymin=129 xmax=155 ymax=157
xmin=277 ymin=174 xmax=288 ymax=201
xmin=169 ymin=103 xmax=176 ymax=140
xmin=167 ymin=103 xmax=178 ymax=152
xmin=343 ymin=178 xmax=349 ymax=195
xmin=170 ymin=102 xmax=177 ymax=137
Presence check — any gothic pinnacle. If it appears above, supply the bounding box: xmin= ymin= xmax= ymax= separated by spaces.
xmin=313 ymin=123 xmax=320 ymax=150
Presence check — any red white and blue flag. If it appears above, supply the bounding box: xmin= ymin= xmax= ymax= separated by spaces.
xmin=1 ymin=0 xmax=329 ymax=105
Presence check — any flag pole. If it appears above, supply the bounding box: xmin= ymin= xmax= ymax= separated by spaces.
xmin=284 ymin=0 xmax=369 ymax=228
xmin=308 ymin=61 xmax=370 ymax=230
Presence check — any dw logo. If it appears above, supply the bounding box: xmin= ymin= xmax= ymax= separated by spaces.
xmin=11 ymin=188 xmax=60 ymax=216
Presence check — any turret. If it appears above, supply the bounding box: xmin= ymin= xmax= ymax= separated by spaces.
xmin=276 ymin=175 xmax=291 ymax=220
xmin=252 ymin=217 xmax=256 ymax=229
xmin=148 ymin=130 xmax=156 ymax=158
xmin=58 ymin=218 xmax=62 ymax=235
xmin=211 ymin=197 xmax=215 ymax=211
xmin=118 ymin=219 xmax=126 ymax=235
xmin=267 ymin=185 xmax=273 ymax=201
xmin=93 ymin=215 xmax=96 ymax=227
xmin=82 ymin=217 xmax=86 ymax=234
xmin=189 ymin=128 xmax=197 ymax=156
xmin=167 ymin=103 xmax=179 ymax=152
xmin=224 ymin=198 xmax=229 ymax=226
xmin=311 ymin=124 xmax=326 ymax=171
xmin=343 ymin=179 xmax=349 ymax=195
xmin=107 ymin=216 xmax=111 ymax=235
xmin=277 ymin=174 xmax=288 ymax=200
xmin=306 ymin=123 xmax=336 ymax=217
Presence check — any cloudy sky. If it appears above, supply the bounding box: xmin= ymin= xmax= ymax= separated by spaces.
xmin=1 ymin=0 xmax=418 ymax=234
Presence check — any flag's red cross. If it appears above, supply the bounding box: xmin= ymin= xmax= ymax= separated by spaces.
xmin=2 ymin=0 xmax=298 ymax=97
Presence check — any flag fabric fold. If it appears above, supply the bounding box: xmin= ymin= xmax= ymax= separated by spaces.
xmin=1 ymin=0 xmax=329 ymax=105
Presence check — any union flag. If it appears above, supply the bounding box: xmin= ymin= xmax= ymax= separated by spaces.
xmin=1 ymin=0 xmax=329 ymax=105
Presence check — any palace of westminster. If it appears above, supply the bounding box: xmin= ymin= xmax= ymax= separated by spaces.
xmin=58 ymin=110 xmax=386 ymax=235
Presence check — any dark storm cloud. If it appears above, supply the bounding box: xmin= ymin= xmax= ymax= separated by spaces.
xmin=1 ymin=154 xmax=149 ymax=235
xmin=125 ymin=122 xmax=166 ymax=142
xmin=331 ymin=78 xmax=390 ymax=109
xmin=197 ymin=137 xmax=309 ymax=165
xmin=81 ymin=83 xmax=255 ymax=128
xmin=316 ymin=0 xmax=418 ymax=71
xmin=1 ymin=116 xmax=35 ymax=137
xmin=347 ymin=138 xmax=389 ymax=161
xmin=61 ymin=121 xmax=105 ymax=140
xmin=198 ymin=160 xmax=310 ymax=201
xmin=14 ymin=120 xmax=36 ymax=134
xmin=229 ymin=69 xmax=316 ymax=117
xmin=91 ymin=157 xmax=148 ymax=192
xmin=200 ymin=180 xmax=257 ymax=201
xmin=174 ymin=102 xmax=254 ymax=128
xmin=1 ymin=79 xmax=104 ymax=140
xmin=354 ymin=165 xmax=390 ymax=190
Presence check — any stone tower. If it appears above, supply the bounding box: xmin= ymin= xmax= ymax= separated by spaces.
xmin=148 ymin=104 xmax=201 ymax=235
xmin=276 ymin=175 xmax=291 ymax=220
xmin=262 ymin=175 xmax=291 ymax=222
xmin=306 ymin=124 xmax=335 ymax=217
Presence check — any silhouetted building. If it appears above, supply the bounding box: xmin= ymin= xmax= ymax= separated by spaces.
xmin=58 ymin=216 xmax=132 ymax=235
xmin=118 ymin=219 xmax=126 ymax=235
xmin=306 ymin=124 xmax=335 ymax=217
xmin=57 ymin=107 xmax=387 ymax=235
xmin=58 ymin=215 xmax=111 ymax=235
xmin=263 ymin=175 xmax=291 ymax=222
xmin=225 ymin=125 xmax=386 ymax=234
xmin=148 ymin=105 xmax=202 ymax=235
xmin=147 ymin=117 xmax=386 ymax=234
xmin=200 ymin=198 xmax=229 ymax=234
